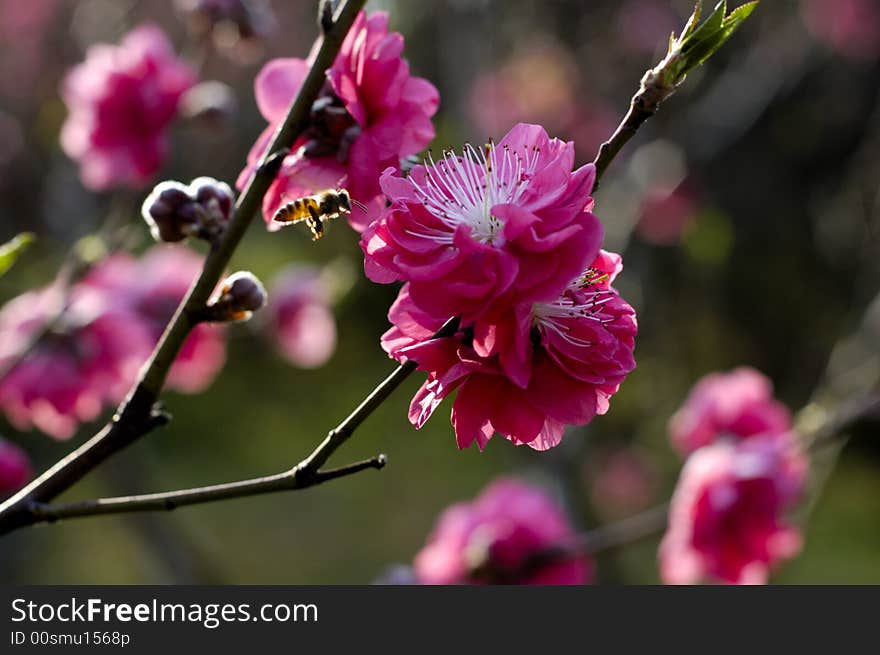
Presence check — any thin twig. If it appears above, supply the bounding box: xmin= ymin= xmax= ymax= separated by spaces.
xmin=14 ymin=315 xmax=458 ymax=526
xmin=504 ymin=503 xmax=670 ymax=582
xmin=31 ymin=455 xmax=387 ymax=522
xmin=574 ymin=503 xmax=670 ymax=555
xmin=0 ymin=0 xmax=367 ymax=536
xmin=298 ymin=316 xmax=460 ymax=475
xmin=592 ymin=72 xmax=677 ymax=187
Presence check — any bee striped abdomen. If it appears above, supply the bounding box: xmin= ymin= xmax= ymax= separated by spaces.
xmin=274 ymin=198 xmax=314 ymax=224
xmin=271 ymin=188 xmax=363 ymax=239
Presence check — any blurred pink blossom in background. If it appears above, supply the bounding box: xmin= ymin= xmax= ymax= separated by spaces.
xmin=635 ymin=183 xmax=698 ymax=246
xmin=414 ymin=478 xmax=591 ymax=585
xmin=469 ymin=41 xmax=577 ymax=136
xmin=82 ymin=246 xmax=227 ymax=394
xmin=0 ymin=245 xmax=228 ymax=440
xmin=266 ymin=266 xmax=337 ymax=369
xmin=239 ymin=10 xmax=438 ymax=231
xmin=0 ymin=438 xmax=32 ymax=495
xmin=468 ymin=41 xmax=617 ymax=159
xmin=60 ymin=24 xmax=197 ymax=190
xmin=659 ymin=433 xmax=808 ymax=585
xmin=0 ymin=284 xmax=148 ymax=440
xmin=801 ymin=0 xmax=880 ymax=62
xmin=669 ymin=367 xmax=792 ymax=456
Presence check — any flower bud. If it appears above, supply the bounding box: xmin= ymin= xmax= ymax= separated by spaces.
xmin=190 ymin=176 xmax=235 ymax=222
xmin=205 ymin=271 xmax=267 ymax=322
xmin=142 ymin=177 xmax=235 ymax=243
xmin=142 ymin=181 xmax=195 ymax=242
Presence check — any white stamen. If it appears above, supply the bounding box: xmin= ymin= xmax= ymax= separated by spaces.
xmin=531 ymin=270 xmax=617 ymax=348
xmin=407 ymin=142 xmax=540 ymax=245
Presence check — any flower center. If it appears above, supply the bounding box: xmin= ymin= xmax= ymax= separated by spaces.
xmin=531 ymin=268 xmax=616 ymax=348
xmin=407 ymin=141 xmax=542 ymax=246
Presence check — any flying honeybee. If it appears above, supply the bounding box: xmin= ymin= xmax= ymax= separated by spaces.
xmin=271 ymin=188 xmax=366 ymax=240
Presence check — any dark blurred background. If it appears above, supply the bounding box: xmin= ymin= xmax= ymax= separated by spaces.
xmin=0 ymin=0 xmax=878 ymax=583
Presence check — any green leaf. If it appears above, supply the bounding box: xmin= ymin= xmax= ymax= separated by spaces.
xmin=680 ymin=1 xmax=705 ymax=40
xmin=684 ymin=0 xmax=727 ymax=47
xmin=0 ymin=232 xmax=35 ymax=278
xmin=682 ymin=2 xmax=757 ymax=68
xmin=723 ymin=1 xmax=758 ymax=27
xmin=668 ymin=1 xmax=758 ymax=83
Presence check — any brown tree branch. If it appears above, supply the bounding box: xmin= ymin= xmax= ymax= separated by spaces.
xmin=0 ymin=0 xmax=754 ymax=535
xmin=0 ymin=0 xmax=367 ymax=536
xmin=297 ymin=316 xmax=460 ymax=474
xmin=14 ymin=317 xmax=458 ymax=527
xmin=30 ymin=455 xmax=387 ymax=522
xmin=592 ymin=72 xmax=677 ymax=187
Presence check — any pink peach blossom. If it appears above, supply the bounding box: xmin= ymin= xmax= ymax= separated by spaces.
xmin=468 ymin=41 xmax=578 ymax=138
xmin=659 ymin=433 xmax=808 ymax=585
xmin=0 ymin=438 xmax=33 ymax=495
xmin=60 ymin=24 xmax=196 ymax=190
xmin=669 ymin=367 xmax=792 ymax=456
xmin=362 ymin=123 xmax=603 ymax=321
xmin=238 ymin=10 xmax=438 ymax=231
xmin=266 ymin=266 xmax=337 ymax=369
xmin=414 ymin=478 xmax=591 ymax=585
xmin=82 ymin=247 xmax=227 ymax=393
xmin=0 ymin=247 xmax=226 ymax=439
xmin=382 ymin=250 xmax=637 ymax=451
xmin=801 ymin=0 xmax=880 ymax=62
xmin=0 ymin=284 xmax=149 ymax=440
xmin=468 ymin=44 xmax=618 ymax=161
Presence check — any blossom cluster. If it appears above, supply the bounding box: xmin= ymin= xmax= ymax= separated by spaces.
xmin=0 ymin=245 xmax=343 ymax=441
xmin=226 ymin=11 xmax=637 ymax=451
xmin=0 ymin=247 xmax=225 ymax=439
xmin=362 ymin=123 xmax=638 ymax=451
xmin=660 ymin=368 xmax=809 ymax=585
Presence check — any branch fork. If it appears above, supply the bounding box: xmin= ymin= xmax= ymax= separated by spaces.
xmin=0 ymin=0 xmax=370 ymax=535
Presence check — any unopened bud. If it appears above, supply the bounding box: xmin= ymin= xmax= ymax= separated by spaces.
xmin=204 ymin=271 xmax=267 ymax=322
xmin=190 ymin=176 xmax=235 ymax=221
xmin=141 ymin=177 xmax=235 ymax=244
xmin=142 ymin=181 xmax=196 ymax=242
